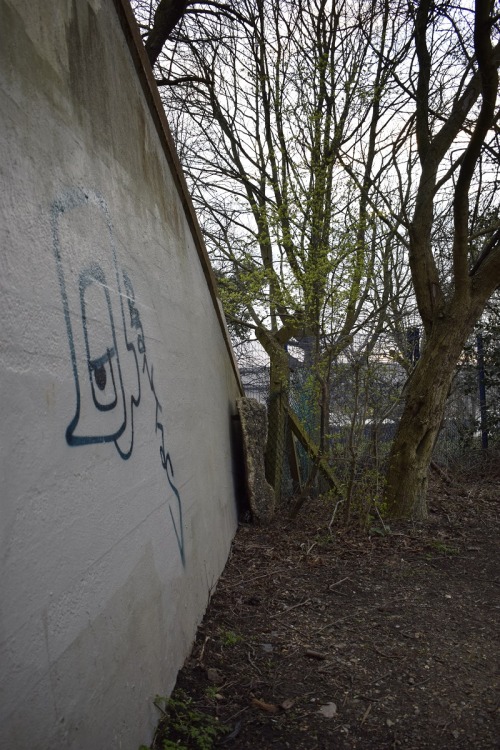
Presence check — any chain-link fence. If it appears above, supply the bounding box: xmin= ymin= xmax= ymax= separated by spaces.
xmin=236 ymin=330 xmax=492 ymax=502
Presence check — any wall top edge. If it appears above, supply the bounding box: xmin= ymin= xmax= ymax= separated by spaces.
xmin=111 ymin=0 xmax=243 ymax=394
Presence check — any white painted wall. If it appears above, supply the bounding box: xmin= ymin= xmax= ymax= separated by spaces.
xmin=0 ymin=1 xmax=242 ymax=747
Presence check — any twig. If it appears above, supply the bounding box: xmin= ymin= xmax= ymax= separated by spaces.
xmin=430 ymin=460 xmax=452 ymax=484
xmin=371 ymin=645 xmax=402 ymax=660
xmin=304 ymin=649 xmax=327 ymax=660
xmin=360 ymin=703 xmax=372 ymax=724
xmin=153 ymin=699 xmax=168 ymax=716
xmin=412 ymin=676 xmax=432 ymax=688
xmin=328 ymin=498 xmax=345 ymax=532
xmin=270 ymin=598 xmax=311 ymax=619
xmin=197 ymin=635 xmax=210 ymax=664
xmin=317 ymin=613 xmax=357 ymax=632
xmin=247 ymin=650 xmax=262 ymax=675
xmin=328 ymin=576 xmax=350 ymax=590
xmin=226 ymin=570 xmax=285 ymax=588
xmin=354 ymin=694 xmax=384 ymax=702
xmin=358 ymin=669 xmax=395 ymax=691
xmin=224 ymin=706 xmax=250 ymax=724
xmin=373 ymin=503 xmax=389 ymax=534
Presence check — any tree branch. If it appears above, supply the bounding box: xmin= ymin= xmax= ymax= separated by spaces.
xmin=452 ymin=0 xmax=499 ymax=295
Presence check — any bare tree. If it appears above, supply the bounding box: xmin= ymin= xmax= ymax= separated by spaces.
xmin=131 ymin=0 xmax=500 ymax=519
xmin=139 ymin=0 xmax=409 ymax=499
xmin=379 ymin=0 xmax=500 ymax=518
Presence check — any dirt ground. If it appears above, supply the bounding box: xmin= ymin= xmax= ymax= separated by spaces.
xmin=150 ymin=462 xmax=499 ymax=749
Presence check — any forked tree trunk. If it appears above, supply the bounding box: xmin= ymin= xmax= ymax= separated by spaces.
xmin=385 ymin=0 xmax=500 ymax=519
xmin=385 ymin=312 xmax=476 ymax=519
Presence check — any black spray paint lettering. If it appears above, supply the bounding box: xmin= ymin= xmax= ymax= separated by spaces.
xmin=51 ymin=188 xmax=185 ymax=565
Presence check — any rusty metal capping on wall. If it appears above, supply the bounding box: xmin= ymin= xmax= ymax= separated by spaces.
xmin=111 ymin=0 xmax=244 ymax=395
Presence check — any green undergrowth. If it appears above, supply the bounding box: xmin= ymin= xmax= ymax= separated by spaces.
xmin=140 ymin=689 xmax=227 ymax=750
xmin=427 ymin=539 xmax=459 ymax=556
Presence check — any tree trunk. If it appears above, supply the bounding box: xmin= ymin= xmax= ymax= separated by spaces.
xmin=265 ymin=347 xmax=289 ymax=503
xmin=385 ymin=312 xmax=476 ymax=519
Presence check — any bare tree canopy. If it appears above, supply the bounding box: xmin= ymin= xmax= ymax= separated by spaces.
xmin=132 ymin=0 xmax=500 ymax=518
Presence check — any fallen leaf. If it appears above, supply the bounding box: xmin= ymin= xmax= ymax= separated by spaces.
xmin=251 ymin=698 xmax=279 ymax=714
xmin=206 ymin=668 xmax=224 ymax=684
xmin=220 ymin=721 xmax=242 ymax=744
xmin=319 ymin=702 xmax=337 ymax=718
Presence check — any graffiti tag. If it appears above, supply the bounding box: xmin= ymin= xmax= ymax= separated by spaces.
xmin=51 ymin=188 xmax=185 ymax=564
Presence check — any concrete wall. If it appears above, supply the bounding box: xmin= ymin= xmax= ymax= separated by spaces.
xmin=0 ymin=1 xmax=242 ymax=747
